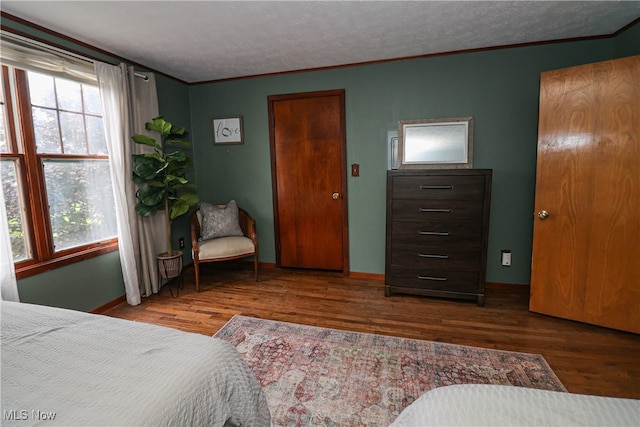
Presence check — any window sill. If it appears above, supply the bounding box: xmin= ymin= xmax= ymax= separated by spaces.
xmin=15 ymin=240 xmax=119 ymax=280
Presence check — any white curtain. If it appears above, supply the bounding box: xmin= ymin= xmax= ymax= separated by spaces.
xmin=0 ymin=177 xmax=20 ymax=302
xmin=1 ymin=35 xmax=96 ymax=84
xmin=126 ymin=67 xmax=168 ymax=298
xmin=95 ymin=62 xmax=166 ymax=305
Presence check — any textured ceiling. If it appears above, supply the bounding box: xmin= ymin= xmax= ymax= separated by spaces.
xmin=2 ymin=1 xmax=639 ymax=84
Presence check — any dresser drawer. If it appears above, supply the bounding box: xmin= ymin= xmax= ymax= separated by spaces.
xmin=391 ymin=220 xmax=483 ymax=246
xmin=391 ymin=199 xmax=483 ymax=221
xmin=391 ymin=175 xmax=486 ymax=201
xmin=390 ymin=248 xmax=481 ymax=271
xmin=388 ymin=267 xmax=480 ymax=293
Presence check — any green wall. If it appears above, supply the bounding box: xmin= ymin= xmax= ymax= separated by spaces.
xmin=188 ymin=33 xmax=638 ymax=285
xmin=3 ymin=13 xmax=638 ymax=310
xmin=614 ymin=21 xmax=640 ymax=57
xmin=16 ymin=252 xmax=125 ymax=312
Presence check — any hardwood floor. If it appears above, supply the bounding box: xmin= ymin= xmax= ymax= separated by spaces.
xmin=104 ymin=264 xmax=640 ymax=400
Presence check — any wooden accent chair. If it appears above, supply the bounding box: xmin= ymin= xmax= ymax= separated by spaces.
xmin=190 ymin=204 xmax=258 ymax=291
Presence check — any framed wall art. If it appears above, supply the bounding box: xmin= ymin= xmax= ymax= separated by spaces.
xmin=398 ymin=116 xmax=473 ymax=169
xmin=212 ymin=116 xmax=244 ymax=145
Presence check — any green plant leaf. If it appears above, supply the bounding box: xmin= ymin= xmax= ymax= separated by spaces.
xmin=180 ymin=193 xmax=199 ymax=205
xmin=165 ymin=151 xmax=187 ymax=162
xmin=155 ymin=162 xmax=170 ymax=175
xmin=170 ymin=125 xmax=186 ymax=135
xmin=132 ymin=134 xmax=161 ymax=149
xmin=165 ymin=137 xmax=191 ymax=147
xmin=170 ymin=199 xmax=189 ymax=220
xmin=146 ymin=116 xmax=172 ymax=136
xmin=166 ymin=160 xmax=191 ymax=175
xmin=169 ymin=193 xmax=199 ymax=220
xmin=133 ymin=156 xmax=162 ymax=180
xmin=158 ymin=119 xmax=172 ymax=135
xmin=143 ymin=152 xmax=164 ymax=162
xmin=136 ymin=185 xmax=166 ymax=207
xmin=164 ymin=174 xmax=187 ymax=183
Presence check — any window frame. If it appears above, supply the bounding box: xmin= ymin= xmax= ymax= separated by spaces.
xmin=1 ymin=65 xmax=118 ymax=280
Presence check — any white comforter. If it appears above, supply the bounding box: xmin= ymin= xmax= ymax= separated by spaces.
xmin=1 ymin=301 xmax=270 ymax=426
xmin=391 ymin=384 xmax=640 ymax=427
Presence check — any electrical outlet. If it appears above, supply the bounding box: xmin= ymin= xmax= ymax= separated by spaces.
xmin=179 ymin=237 xmax=185 ymax=249
xmin=501 ymin=250 xmax=511 ymax=267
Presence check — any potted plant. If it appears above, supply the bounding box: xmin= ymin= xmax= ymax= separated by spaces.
xmin=132 ymin=116 xmax=199 ymax=279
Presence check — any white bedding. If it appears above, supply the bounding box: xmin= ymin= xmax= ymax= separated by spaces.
xmin=390 ymin=384 xmax=640 ymax=427
xmin=1 ymin=301 xmax=270 ymax=426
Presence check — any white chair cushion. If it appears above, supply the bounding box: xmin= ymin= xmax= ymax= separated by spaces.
xmin=198 ymin=236 xmax=255 ymax=260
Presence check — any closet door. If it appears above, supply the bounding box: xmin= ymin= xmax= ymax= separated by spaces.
xmin=268 ymin=90 xmax=348 ymax=271
xmin=530 ymin=56 xmax=639 ymax=333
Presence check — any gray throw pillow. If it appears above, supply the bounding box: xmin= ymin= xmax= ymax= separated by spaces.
xmin=199 ymin=200 xmax=244 ymax=241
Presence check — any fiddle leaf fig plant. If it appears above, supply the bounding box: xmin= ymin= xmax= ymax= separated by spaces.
xmin=132 ymin=116 xmax=198 ymax=256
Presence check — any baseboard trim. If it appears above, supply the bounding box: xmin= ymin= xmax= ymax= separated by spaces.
xmin=348 ymin=271 xmax=384 ymax=280
xmin=485 ymin=282 xmax=530 ymax=291
xmin=257 ymin=262 xmax=277 ymax=269
xmin=91 ymin=295 xmax=126 ymax=314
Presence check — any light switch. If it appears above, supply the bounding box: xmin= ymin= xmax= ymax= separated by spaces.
xmin=501 ymin=250 xmax=512 ymax=266
xmin=351 ymin=164 xmax=360 ymax=177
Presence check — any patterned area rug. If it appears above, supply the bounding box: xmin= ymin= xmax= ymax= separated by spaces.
xmin=214 ymin=315 xmax=566 ymax=427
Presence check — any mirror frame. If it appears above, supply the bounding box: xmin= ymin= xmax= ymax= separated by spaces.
xmin=397 ymin=116 xmax=473 ymax=169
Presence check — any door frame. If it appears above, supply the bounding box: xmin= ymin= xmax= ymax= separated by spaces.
xmin=267 ymin=89 xmax=349 ymax=273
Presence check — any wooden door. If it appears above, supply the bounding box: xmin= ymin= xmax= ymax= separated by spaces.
xmin=529 ymin=56 xmax=640 ymax=333
xmin=268 ymin=90 xmax=348 ymax=271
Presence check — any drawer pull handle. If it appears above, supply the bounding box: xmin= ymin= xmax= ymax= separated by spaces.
xmin=419 ymin=231 xmax=451 ymax=236
xmin=420 ymin=208 xmax=452 ymax=213
xmin=418 ymin=275 xmax=448 ymax=281
xmin=420 ymin=185 xmax=454 ymax=190
xmin=418 ymin=253 xmax=449 ymax=259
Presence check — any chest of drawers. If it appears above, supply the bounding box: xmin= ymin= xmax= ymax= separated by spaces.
xmin=385 ymin=169 xmax=492 ymax=305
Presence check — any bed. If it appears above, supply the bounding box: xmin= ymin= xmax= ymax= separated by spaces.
xmin=1 ymin=301 xmax=271 ymax=426
xmin=390 ymin=383 xmax=640 ymax=427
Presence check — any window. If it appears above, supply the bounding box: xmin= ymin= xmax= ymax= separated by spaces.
xmin=1 ymin=65 xmax=118 ymax=278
